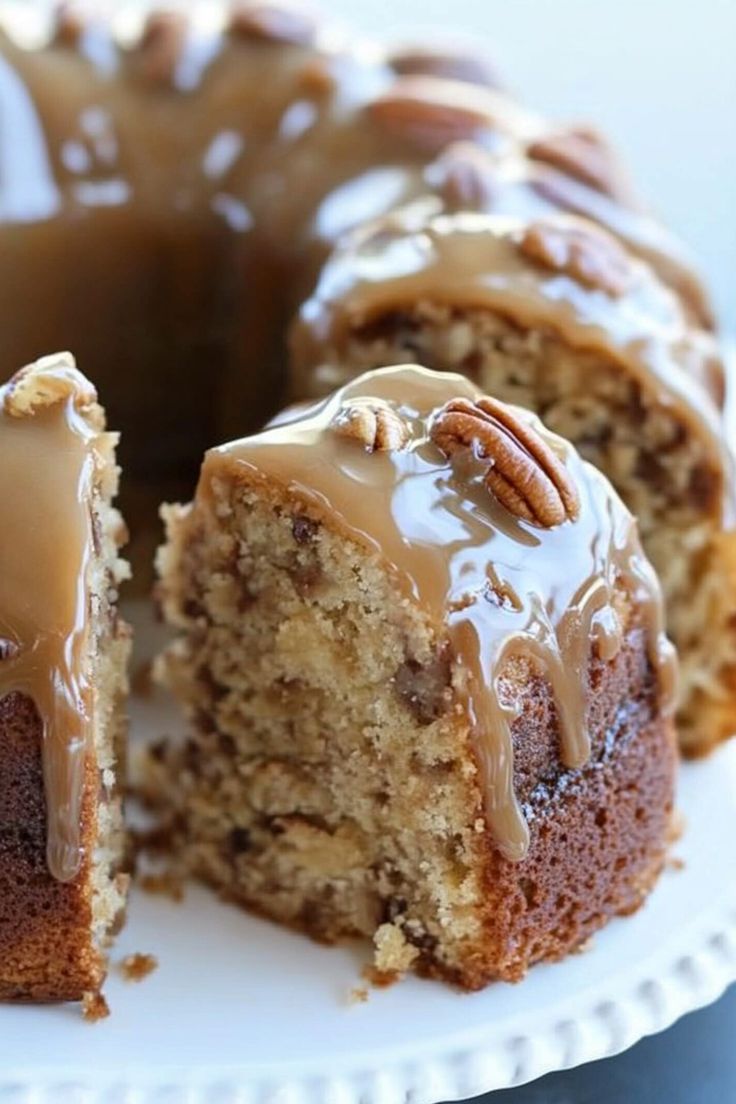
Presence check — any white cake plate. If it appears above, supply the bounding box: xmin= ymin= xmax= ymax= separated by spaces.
xmin=1 ymin=643 xmax=735 ymax=1104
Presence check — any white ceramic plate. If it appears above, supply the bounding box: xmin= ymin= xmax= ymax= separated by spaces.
xmin=1 ymin=640 xmax=735 ymax=1104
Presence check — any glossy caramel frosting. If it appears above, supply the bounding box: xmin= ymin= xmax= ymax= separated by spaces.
xmin=0 ymin=353 xmax=108 ymax=882
xmin=0 ymin=4 xmax=719 ymax=872
xmin=0 ymin=2 xmax=716 ymax=489
xmin=291 ymin=208 xmax=730 ymax=511
xmin=203 ymin=365 xmax=676 ymax=861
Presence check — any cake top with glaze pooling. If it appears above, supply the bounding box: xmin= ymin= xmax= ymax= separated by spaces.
xmin=292 ymin=209 xmax=730 ymax=505
xmin=203 ymin=364 xmax=677 ymax=861
xmin=0 ymin=0 xmax=711 ymax=324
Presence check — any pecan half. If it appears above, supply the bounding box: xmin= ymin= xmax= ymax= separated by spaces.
xmin=387 ymin=46 xmax=501 ymax=89
xmin=228 ymin=2 xmax=317 ymax=47
xmin=297 ymin=59 xmax=335 ymax=99
xmin=138 ymin=11 xmax=188 ymax=85
xmin=527 ymin=126 xmax=632 ymax=203
xmin=332 ymin=399 xmax=410 ymax=453
xmin=428 ymin=141 xmax=497 ymax=211
xmin=368 ymin=76 xmax=499 ymax=153
xmin=430 ymin=396 xmax=580 ymax=527
xmin=518 ymin=218 xmax=632 ymax=297
xmin=52 ymin=3 xmax=85 ymax=46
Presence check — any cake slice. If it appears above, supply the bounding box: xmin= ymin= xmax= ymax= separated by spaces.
xmin=152 ymin=364 xmax=676 ymax=988
xmin=0 ymin=354 xmax=130 ymax=1004
xmin=291 ymin=210 xmax=736 ymax=755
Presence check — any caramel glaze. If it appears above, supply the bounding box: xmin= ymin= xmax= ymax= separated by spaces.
xmin=291 ymin=208 xmax=731 ymax=517
xmin=0 ymin=354 xmax=107 ymax=882
xmin=0 ymin=4 xmax=716 ymax=489
xmin=203 ymin=365 xmax=677 ymax=861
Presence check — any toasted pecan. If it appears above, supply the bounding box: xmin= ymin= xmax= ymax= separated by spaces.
xmin=429 ymin=141 xmax=497 ymax=210
xmin=228 ymin=2 xmax=317 ymax=47
xmin=368 ymin=76 xmax=499 ymax=153
xmin=518 ymin=218 xmax=632 ymax=297
xmin=430 ymin=395 xmax=580 ymax=527
xmin=387 ymin=46 xmax=501 ymax=89
xmin=297 ymin=59 xmax=335 ymax=99
xmin=52 ymin=3 xmax=85 ymax=46
xmin=138 ymin=11 xmax=188 ymax=85
xmin=527 ymin=126 xmax=632 ymax=202
xmin=332 ymin=399 xmax=410 ymax=452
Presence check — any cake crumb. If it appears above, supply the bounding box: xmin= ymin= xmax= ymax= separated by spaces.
xmin=362 ymin=964 xmax=400 ymax=989
xmin=363 ymin=921 xmax=419 ymax=987
xmin=668 ymin=809 xmax=686 ymax=844
xmin=119 ymin=953 xmax=158 ymax=982
xmin=667 ymin=854 xmax=686 ymax=872
xmin=348 ymin=985 xmax=369 ymax=1004
xmin=373 ymin=922 xmax=419 ymax=975
xmin=82 ymin=991 xmax=110 ymax=1022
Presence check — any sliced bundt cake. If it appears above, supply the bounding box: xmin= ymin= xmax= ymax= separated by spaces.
xmin=150 ymin=365 xmax=677 ymax=989
xmin=0 ymin=354 xmax=130 ymax=1003
xmin=291 ymin=210 xmax=736 ymax=755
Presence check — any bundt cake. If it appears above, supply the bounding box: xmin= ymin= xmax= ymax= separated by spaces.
xmin=151 ymin=365 xmax=677 ymax=989
xmin=0 ymin=1 xmax=730 ymax=1002
xmin=291 ymin=209 xmax=736 ymax=755
xmin=0 ymin=354 xmax=130 ymax=1002
xmin=0 ymin=2 xmax=715 ymax=507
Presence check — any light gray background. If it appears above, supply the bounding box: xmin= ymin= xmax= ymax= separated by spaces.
xmin=327 ymin=0 xmax=735 ymax=330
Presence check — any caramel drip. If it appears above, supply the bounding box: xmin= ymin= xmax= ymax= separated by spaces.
xmin=0 ymin=355 xmax=98 ymax=882
xmin=205 ymin=365 xmax=676 ymax=861
xmin=292 ymin=210 xmax=728 ymax=501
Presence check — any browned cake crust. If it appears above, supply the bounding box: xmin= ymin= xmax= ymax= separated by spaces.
xmin=459 ymin=639 xmax=672 ymax=986
xmin=0 ymin=695 xmax=104 ymax=1000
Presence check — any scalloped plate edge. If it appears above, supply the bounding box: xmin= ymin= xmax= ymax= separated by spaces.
xmin=1 ymin=897 xmax=735 ymax=1103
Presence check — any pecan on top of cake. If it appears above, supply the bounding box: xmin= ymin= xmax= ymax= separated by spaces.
xmin=386 ymin=44 xmax=502 ymax=89
xmin=430 ymin=394 xmax=580 ymax=527
xmin=227 ymin=1 xmax=318 ymax=47
xmin=517 ymin=217 xmax=633 ymax=297
xmin=331 ymin=397 xmax=410 ymax=452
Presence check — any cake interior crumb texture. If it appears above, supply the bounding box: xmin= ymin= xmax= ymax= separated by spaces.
xmin=150 ymin=458 xmax=676 ymax=989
